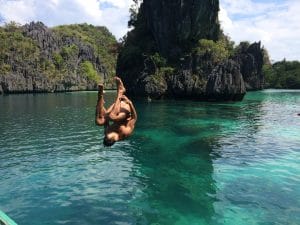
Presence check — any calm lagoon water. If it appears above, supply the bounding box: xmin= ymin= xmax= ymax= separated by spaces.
xmin=0 ymin=90 xmax=300 ymax=225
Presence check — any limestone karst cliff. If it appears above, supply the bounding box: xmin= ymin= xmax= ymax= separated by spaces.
xmin=117 ymin=0 xmax=264 ymax=100
xmin=0 ymin=22 xmax=117 ymax=94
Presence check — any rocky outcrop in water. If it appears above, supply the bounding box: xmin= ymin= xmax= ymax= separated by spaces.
xmin=117 ymin=0 xmax=265 ymax=101
xmin=206 ymin=60 xmax=245 ymax=101
xmin=0 ymin=22 xmax=117 ymax=94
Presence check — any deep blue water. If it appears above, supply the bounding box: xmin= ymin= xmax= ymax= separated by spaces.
xmin=0 ymin=90 xmax=300 ymax=225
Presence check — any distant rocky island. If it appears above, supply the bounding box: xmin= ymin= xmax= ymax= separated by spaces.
xmin=0 ymin=22 xmax=117 ymax=94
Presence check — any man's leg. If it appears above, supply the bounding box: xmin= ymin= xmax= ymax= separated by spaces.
xmin=108 ymin=77 xmax=128 ymax=121
xmin=95 ymin=84 xmax=107 ymax=126
xmin=112 ymin=77 xmax=126 ymax=113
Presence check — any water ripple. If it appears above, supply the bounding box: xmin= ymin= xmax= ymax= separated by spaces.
xmin=1 ymin=91 xmax=300 ymax=225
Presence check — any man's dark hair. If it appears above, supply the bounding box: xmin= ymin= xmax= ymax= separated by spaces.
xmin=103 ymin=137 xmax=115 ymax=147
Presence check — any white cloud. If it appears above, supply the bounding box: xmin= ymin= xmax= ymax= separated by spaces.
xmin=99 ymin=0 xmax=131 ymax=9
xmin=0 ymin=0 xmax=132 ymax=39
xmin=0 ymin=0 xmax=36 ymax=24
xmin=220 ymin=0 xmax=300 ymax=61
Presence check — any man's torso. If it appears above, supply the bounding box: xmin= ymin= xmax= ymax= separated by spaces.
xmin=104 ymin=101 xmax=133 ymax=140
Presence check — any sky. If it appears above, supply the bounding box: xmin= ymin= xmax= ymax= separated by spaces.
xmin=0 ymin=0 xmax=299 ymax=62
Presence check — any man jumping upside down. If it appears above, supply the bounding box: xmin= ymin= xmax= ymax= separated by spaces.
xmin=95 ymin=77 xmax=137 ymax=146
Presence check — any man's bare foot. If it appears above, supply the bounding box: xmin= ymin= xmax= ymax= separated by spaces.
xmin=115 ymin=77 xmax=126 ymax=94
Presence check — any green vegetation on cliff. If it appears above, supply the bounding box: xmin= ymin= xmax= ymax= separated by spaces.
xmin=80 ymin=61 xmax=101 ymax=83
xmin=0 ymin=21 xmax=117 ymax=93
xmin=194 ymin=38 xmax=232 ymax=64
xmin=0 ymin=22 xmax=40 ymax=76
xmin=263 ymin=60 xmax=300 ymax=89
xmin=53 ymin=23 xmax=117 ymax=80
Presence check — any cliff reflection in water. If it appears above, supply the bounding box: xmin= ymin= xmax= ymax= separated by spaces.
xmin=128 ymin=100 xmax=220 ymax=224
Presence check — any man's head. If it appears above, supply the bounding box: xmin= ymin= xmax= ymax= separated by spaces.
xmin=103 ymin=133 xmax=118 ymax=147
xmin=103 ymin=136 xmax=115 ymax=147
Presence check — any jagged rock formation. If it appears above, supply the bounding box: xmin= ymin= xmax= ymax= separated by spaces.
xmin=135 ymin=55 xmax=207 ymax=99
xmin=234 ymin=42 xmax=264 ymax=90
xmin=206 ymin=60 xmax=245 ymax=101
xmin=117 ymin=0 xmax=265 ymax=101
xmin=0 ymin=22 xmax=117 ymax=94
xmin=24 ymin=21 xmax=60 ymax=55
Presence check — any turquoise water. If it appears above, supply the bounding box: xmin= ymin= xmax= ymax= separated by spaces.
xmin=0 ymin=90 xmax=300 ymax=225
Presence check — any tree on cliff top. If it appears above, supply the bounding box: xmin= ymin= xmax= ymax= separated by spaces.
xmin=128 ymin=0 xmax=142 ymax=28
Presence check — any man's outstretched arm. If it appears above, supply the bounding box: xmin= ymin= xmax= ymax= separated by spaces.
xmin=95 ymin=84 xmax=106 ymax=126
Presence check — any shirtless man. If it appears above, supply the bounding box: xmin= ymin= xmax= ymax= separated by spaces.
xmin=95 ymin=77 xmax=137 ymax=146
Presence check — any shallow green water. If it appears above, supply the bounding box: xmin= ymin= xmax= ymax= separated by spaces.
xmin=0 ymin=90 xmax=300 ymax=225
